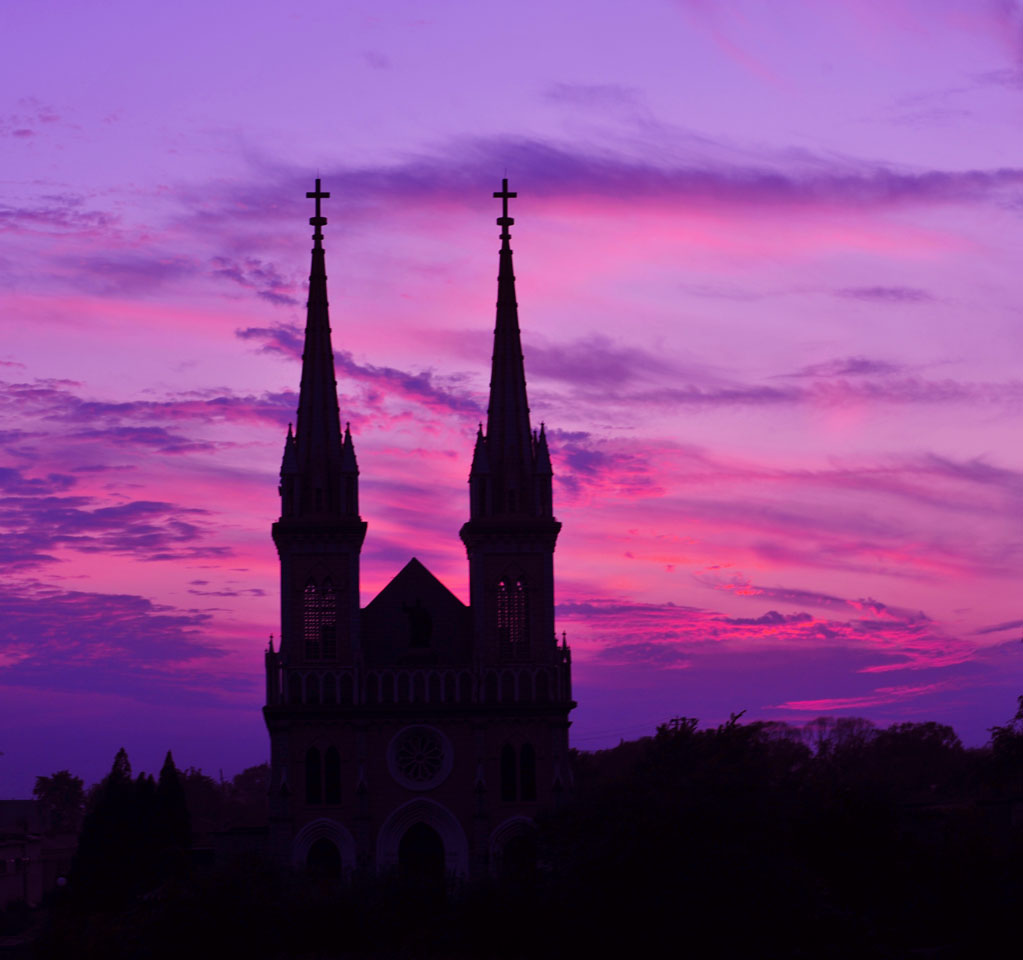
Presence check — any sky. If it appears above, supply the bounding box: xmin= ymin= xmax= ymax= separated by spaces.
xmin=1 ymin=0 xmax=1022 ymax=795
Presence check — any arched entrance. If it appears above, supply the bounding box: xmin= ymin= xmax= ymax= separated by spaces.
xmin=489 ymin=816 xmax=538 ymax=884
xmin=292 ymin=818 xmax=357 ymax=878
xmin=376 ymin=798 xmax=470 ymax=877
xmin=307 ymin=837 xmax=341 ymax=879
xmin=398 ymin=822 xmax=445 ymax=885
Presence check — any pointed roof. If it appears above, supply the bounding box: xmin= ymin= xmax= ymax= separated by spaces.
xmin=469 ymin=423 xmax=490 ymax=475
xmin=280 ymin=422 xmax=298 ymax=476
xmin=534 ymin=422 xmax=552 ymax=476
xmin=340 ymin=421 xmax=358 ymax=473
xmin=363 ymin=557 xmax=469 ymax=613
xmin=293 ymin=178 xmax=344 ymax=472
xmin=484 ymin=178 xmax=534 ymax=498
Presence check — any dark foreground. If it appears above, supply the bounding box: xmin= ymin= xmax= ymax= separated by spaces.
xmin=10 ymin=708 xmax=1023 ymax=959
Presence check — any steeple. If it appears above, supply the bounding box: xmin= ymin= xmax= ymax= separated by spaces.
xmin=461 ymin=178 xmax=561 ymax=664
xmin=271 ymin=177 xmax=366 ymax=679
xmin=278 ymin=179 xmax=360 ymax=520
xmin=468 ymin=178 xmax=552 ymax=520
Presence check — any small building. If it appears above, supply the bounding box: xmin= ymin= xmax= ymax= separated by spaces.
xmin=0 ymin=800 xmax=74 ymax=909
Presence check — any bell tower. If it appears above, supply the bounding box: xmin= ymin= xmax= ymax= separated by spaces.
xmin=460 ymin=179 xmax=562 ymax=666
xmin=266 ymin=181 xmax=367 ymax=862
xmin=272 ymin=180 xmax=367 ymax=668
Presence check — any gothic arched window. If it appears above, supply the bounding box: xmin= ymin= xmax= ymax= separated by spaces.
xmin=500 ymin=744 xmax=517 ymax=802
xmin=304 ymin=580 xmax=337 ymax=659
xmin=324 ymin=746 xmax=341 ymax=805
xmin=520 ymin=743 xmax=537 ymax=801
xmin=305 ymin=747 xmax=322 ymax=805
xmin=496 ymin=576 xmax=528 ymax=653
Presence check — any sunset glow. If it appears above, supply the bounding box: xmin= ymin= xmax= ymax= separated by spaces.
xmin=1 ymin=0 xmax=1021 ymax=794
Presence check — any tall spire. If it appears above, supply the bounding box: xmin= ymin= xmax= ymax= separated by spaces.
xmin=483 ymin=178 xmax=536 ymax=516
xmin=461 ymin=178 xmax=560 ymax=667
xmin=279 ymin=179 xmax=359 ymax=519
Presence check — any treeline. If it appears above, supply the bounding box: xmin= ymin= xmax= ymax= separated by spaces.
xmin=28 ymin=701 xmax=1023 ymax=958
xmin=30 ymin=755 xmax=270 ymax=842
xmin=547 ymin=708 xmax=1023 ymax=959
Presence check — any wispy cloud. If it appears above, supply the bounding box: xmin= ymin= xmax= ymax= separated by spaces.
xmin=836 ymin=285 xmax=935 ymax=303
xmin=236 ymin=324 xmax=482 ymax=419
xmin=0 ymin=491 xmax=227 ymax=567
xmin=544 ymin=82 xmax=645 ymax=112
xmin=776 ymin=680 xmax=957 ymax=712
xmin=559 ymin=586 xmax=975 ymax=673
xmin=0 ymin=579 xmax=227 ymax=697
xmin=0 ymin=195 xmax=117 ymax=236
xmin=974 ymin=618 xmax=1023 ymax=636
xmin=171 ymin=136 xmax=1023 ymax=248
xmin=211 ymin=256 xmax=299 ymax=306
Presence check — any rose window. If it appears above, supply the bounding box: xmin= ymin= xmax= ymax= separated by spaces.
xmin=388 ymin=725 xmax=453 ymax=791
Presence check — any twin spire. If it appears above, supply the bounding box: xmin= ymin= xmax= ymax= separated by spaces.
xmin=474 ymin=178 xmax=552 ymax=519
xmin=281 ymin=176 xmax=551 ymax=524
xmin=280 ymin=178 xmax=357 ymax=520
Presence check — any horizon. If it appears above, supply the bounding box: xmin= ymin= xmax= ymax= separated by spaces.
xmin=2 ymin=0 xmax=1022 ymax=797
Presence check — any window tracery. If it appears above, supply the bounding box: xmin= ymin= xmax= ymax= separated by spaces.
xmin=497 ymin=576 xmax=528 ymax=652
xmin=303 ymin=580 xmax=337 ymax=659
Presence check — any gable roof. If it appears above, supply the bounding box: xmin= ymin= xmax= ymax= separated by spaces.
xmin=363 ymin=557 xmax=468 ymax=613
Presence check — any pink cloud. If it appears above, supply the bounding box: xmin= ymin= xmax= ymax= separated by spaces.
xmin=558 ymin=586 xmax=977 ymax=673
xmin=777 ymin=680 xmax=957 ymax=712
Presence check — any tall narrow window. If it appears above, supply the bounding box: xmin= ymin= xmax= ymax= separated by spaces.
xmin=500 ymin=744 xmax=517 ymax=801
xmin=304 ymin=581 xmax=337 ymax=659
xmin=497 ymin=577 xmax=528 ymax=652
xmin=320 ymin=581 xmax=337 ymax=658
xmin=305 ymin=747 xmax=322 ymax=805
xmin=520 ymin=743 xmax=537 ymax=801
xmin=324 ymin=746 xmax=341 ymax=805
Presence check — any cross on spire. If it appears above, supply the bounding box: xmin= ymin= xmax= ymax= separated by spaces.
xmin=307 ymin=178 xmax=330 ymax=244
xmin=494 ymin=177 xmax=517 ymax=242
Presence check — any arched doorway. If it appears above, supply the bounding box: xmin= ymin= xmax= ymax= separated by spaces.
xmin=376 ymin=798 xmax=470 ymax=878
xmin=306 ymin=837 xmax=341 ymax=879
xmin=398 ymin=822 xmax=445 ymax=886
xmin=292 ymin=818 xmax=357 ymax=877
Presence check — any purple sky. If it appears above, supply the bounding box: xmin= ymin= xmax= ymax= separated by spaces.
xmin=2 ymin=0 xmax=1022 ymax=795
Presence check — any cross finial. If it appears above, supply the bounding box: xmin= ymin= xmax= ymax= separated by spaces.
xmin=306 ymin=178 xmax=330 ymax=244
xmin=494 ymin=177 xmax=517 ymax=242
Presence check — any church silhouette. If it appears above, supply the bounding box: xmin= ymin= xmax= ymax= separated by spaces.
xmin=262 ymin=179 xmax=575 ymax=880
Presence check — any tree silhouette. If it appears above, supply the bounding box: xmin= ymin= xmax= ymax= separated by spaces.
xmin=68 ymin=747 xmax=193 ymax=908
xmin=33 ymin=770 xmax=84 ymax=834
